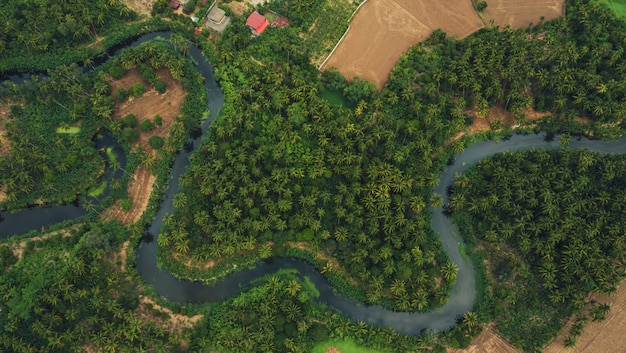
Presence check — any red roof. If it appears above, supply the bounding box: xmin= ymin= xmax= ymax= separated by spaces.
xmin=170 ymin=0 xmax=180 ymax=9
xmin=246 ymin=11 xmax=269 ymax=34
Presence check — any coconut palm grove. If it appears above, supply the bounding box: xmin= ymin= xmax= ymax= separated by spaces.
xmin=1 ymin=0 xmax=626 ymax=352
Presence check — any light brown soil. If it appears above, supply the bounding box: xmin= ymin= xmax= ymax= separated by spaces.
xmin=326 ymin=347 xmax=341 ymax=353
xmin=8 ymin=228 xmax=74 ymax=263
xmin=137 ymin=295 xmax=204 ymax=333
xmin=226 ymin=1 xmax=250 ymax=16
xmin=101 ymin=167 xmax=155 ymax=225
xmin=110 ymin=67 xmax=185 ymax=155
xmin=322 ymin=0 xmax=484 ymax=89
xmin=544 ymin=282 xmax=626 ymax=353
xmin=451 ymin=324 xmax=520 ymax=353
xmin=482 ymin=0 xmax=565 ymax=29
xmin=124 ymin=0 xmax=155 ymax=16
xmin=0 ymin=104 xmax=11 ymax=157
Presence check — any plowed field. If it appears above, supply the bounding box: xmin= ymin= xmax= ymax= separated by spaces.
xmin=321 ymin=0 xmax=483 ymax=89
xmin=450 ymin=325 xmax=520 ymax=353
xmin=481 ymin=0 xmax=565 ymax=28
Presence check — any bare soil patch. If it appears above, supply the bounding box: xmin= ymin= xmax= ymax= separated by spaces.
xmin=544 ymin=282 xmax=626 ymax=353
xmin=482 ymin=0 xmax=565 ymax=28
xmin=110 ymin=67 xmax=185 ymax=154
xmin=8 ymin=227 xmax=74 ymax=263
xmin=137 ymin=295 xmax=204 ymax=333
xmin=101 ymin=167 xmax=155 ymax=225
xmin=451 ymin=324 xmax=520 ymax=353
xmin=322 ymin=0 xmax=484 ymax=89
xmin=326 ymin=347 xmax=341 ymax=353
xmin=226 ymin=1 xmax=250 ymax=16
xmin=124 ymin=0 xmax=155 ymax=16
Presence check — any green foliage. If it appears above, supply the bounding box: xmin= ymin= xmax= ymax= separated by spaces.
xmin=154 ymin=114 xmax=163 ymax=126
xmin=154 ymin=80 xmax=167 ymax=94
xmin=149 ymin=135 xmax=165 ymax=150
xmin=131 ymin=82 xmax=145 ymax=97
xmin=109 ymin=65 xmax=127 ymax=80
xmin=120 ymin=198 xmax=133 ymax=211
xmin=140 ymin=119 xmax=155 ymax=132
xmin=452 ymin=149 xmax=626 ymax=351
xmin=476 ymin=1 xmax=488 ymax=11
xmin=123 ymin=127 xmax=139 ymax=143
xmin=183 ymin=0 xmax=197 ymax=14
xmin=0 ymin=246 xmax=17 ymax=269
xmin=124 ymin=114 xmax=138 ymax=128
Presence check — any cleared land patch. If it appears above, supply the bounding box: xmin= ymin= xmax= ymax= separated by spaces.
xmin=451 ymin=325 xmax=520 ymax=353
xmin=101 ymin=166 xmax=155 ymax=225
xmin=0 ymin=104 xmax=11 ymax=157
xmin=322 ymin=0 xmax=483 ymax=89
xmin=123 ymin=0 xmax=154 ymax=16
xmin=481 ymin=0 xmax=565 ymax=28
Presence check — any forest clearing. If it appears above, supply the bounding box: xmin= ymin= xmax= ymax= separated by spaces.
xmin=481 ymin=0 xmax=566 ymax=28
xmin=321 ymin=0 xmax=483 ymax=88
xmin=0 ymin=104 xmax=11 ymax=157
xmin=110 ymin=67 xmax=185 ymax=154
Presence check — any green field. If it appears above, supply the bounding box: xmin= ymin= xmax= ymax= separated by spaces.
xmin=312 ymin=339 xmax=389 ymax=353
xmin=320 ymin=87 xmax=348 ymax=108
xmin=55 ymin=126 xmax=81 ymax=134
xmin=599 ymin=0 xmax=626 ymax=18
xmin=88 ymin=181 xmax=107 ymax=197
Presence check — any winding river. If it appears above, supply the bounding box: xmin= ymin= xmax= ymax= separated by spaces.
xmin=2 ymin=32 xmax=626 ymax=336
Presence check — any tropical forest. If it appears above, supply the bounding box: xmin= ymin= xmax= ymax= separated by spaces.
xmin=1 ymin=0 xmax=626 ymax=352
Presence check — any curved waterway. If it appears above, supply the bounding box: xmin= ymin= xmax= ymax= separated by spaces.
xmin=3 ymin=32 xmax=626 ymax=335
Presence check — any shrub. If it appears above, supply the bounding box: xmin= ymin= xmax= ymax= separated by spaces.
xmin=113 ymin=88 xmax=128 ymax=102
xmin=154 ymin=80 xmax=167 ymax=93
xmin=124 ymin=114 xmax=137 ymax=128
xmin=0 ymin=246 xmax=17 ymax=268
xmin=109 ymin=65 xmax=126 ymax=79
xmin=149 ymin=136 xmax=164 ymax=149
xmin=120 ymin=198 xmax=132 ymax=212
xmin=154 ymin=114 xmax=163 ymax=126
xmin=476 ymin=1 xmax=487 ymax=11
xmin=123 ymin=127 xmax=139 ymax=143
xmin=140 ymin=119 xmax=155 ymax=132
xmin=132 ymin=82 xmax=145 ymax=97
xmin=183 ymin=0 xmax=196 ymax=14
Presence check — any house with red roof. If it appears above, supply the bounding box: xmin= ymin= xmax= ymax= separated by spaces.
xmin=246 ymin=11 xmax=269 ymax=35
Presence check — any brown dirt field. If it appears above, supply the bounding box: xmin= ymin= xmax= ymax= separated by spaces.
xmin=226 ymin=1 xmax=250 ymax=16
xmin=326 ymin=347 xmax=341 ymax=353
xmin=124 ymin=0 xmax=155 ymax=16
xmin=110 ymin=67 xmax=185 ymax=154
xmin=482 ymin=0 xmax=565 ymax=28
xmin=322 ymin=0 xmax=484 ymax=89
xmin=101 ymin=167 xmax=155 ymax=225
xmin=451 ymin=325 xmax=520 ymax=353
xmin=544 ymin=282 xmax=626 ymax=353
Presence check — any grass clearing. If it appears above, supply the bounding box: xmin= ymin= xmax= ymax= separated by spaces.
xmin=56 ymin=126 xmax=81 ymax=134
xmin=598 ymin=0 xmax=626 ymax=18
xmin=320 ymin=87 xmax=348 ymax=108
xmin=311 ymin=338 xmax=389 ymax=353
xmin=88 ymin=181 xmax=107 ymax=197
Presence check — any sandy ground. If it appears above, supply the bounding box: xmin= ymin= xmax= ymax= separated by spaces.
xmin=101 ymin=167 xmax=155 ymax=225
xmin=124 ymin=0 xmax=154 ymax=16
xmin=482 ymin=0 xmax=565 ymax=28
xmin=322 ymin=0 xmax=484 ymax=89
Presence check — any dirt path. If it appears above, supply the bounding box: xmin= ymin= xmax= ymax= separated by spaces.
xmin=322 ymin=0 xmax=484 ymax=89
xmin=482 ymin=0 xmax=566 ymax=28
xmin=137 ymin=295 xmax=204 ymax=333
xmin=0 ymin=103 xmax=11 ymax=157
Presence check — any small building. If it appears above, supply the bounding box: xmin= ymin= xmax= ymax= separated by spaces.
xmin=205 ymin=5 xmax=231 ymax=33
xmin=246 ymin=11 xmax=269 ymax=35
xmin=170 ymin=0 xmax=181 ymax=9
